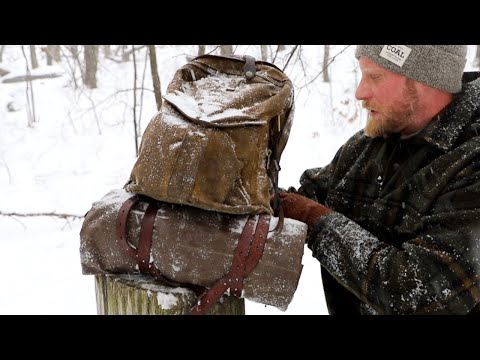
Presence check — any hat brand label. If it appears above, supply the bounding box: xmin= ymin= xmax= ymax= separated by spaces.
xmin=379 ymin=45 xmax=412 ymax=67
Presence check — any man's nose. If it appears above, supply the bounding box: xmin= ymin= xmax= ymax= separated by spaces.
xmin=355 ymin=79 xmax=370 ymax=101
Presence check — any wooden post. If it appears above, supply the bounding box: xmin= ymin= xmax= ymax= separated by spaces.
xmin=95 ymin=274 xmax=245 ymax=315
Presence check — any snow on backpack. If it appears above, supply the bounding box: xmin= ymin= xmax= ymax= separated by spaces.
xmin=124 ymin=54 xmax=294 ymax=215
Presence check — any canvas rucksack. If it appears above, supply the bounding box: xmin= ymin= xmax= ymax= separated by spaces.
xmin=124 ymin=54 xmax=294 ymax=215
xmin=80 ymin=54 xmax=305 ymax=315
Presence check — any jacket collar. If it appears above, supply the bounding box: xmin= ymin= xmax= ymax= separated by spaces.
xmin=420 ymin=72 xmax=480 ymax=152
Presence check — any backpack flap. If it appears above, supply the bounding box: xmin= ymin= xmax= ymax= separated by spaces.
xmin=125 ymin=54 xmax=294 ymax=215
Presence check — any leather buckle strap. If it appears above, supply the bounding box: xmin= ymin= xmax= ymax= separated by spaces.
xmin=137 ymin=201 xmax=159 ymax=273
xmin=227 ymin=215 xmax=258 ymax=297
xmin=116 ymin=196 xmax=206 ymax=295
xmin=116 ymin=195 xmax=141 ymax=258
xmin=243 ymin=55 xmax=256 ymax=80
xmin=139 ymin=201 xmax=206 ymax=294
xmin=244 ymin=214 xmax=269 ymax=275
xmin=190 ymin=214 xmax=270 ymax=315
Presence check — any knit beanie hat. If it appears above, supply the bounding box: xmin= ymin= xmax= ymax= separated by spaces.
xmin=355 ymin=45 xmax=467 ymax=93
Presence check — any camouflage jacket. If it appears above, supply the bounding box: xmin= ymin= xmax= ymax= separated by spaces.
xmin=298 ymin=72 xmax=480 ymax=315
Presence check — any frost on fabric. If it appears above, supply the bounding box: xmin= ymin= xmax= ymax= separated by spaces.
xmin=79 ymin=245 xmax=96 ymax=266
xmin=95 ymin=188 xmax=133 ymax=209
xmin=87 ymin=189 xmax=133 ymax=225
xmin=163 ymin=72 xmax=265 ymax=123
xmin=268 ymin=217 xmax=306 ymax=244
xmin=394 ymin=248 xmax=427 ymax=313
xmin=160 ymin=108 xmax=190 ymax=128
xmin=230 ymin=216 xmax=248 ymax=234
xmin=315 ymin=213 xmax=381 ymax=282
xmin=431 ymin=77 xmax=480 ymax=150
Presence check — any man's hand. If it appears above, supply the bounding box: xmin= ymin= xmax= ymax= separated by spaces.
xmin=278 ymin=192 xmax=332 ymax=229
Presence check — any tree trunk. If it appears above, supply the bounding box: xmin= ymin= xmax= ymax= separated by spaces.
xmin=148 ymin=45 xmax=162 ymax=110
xmin=103 ymin=45 xmax=111 ymax=58
xmin=66 ymin=45 xmax=82 ymax=89
xmin=322 ymin=45 xmax=330 ymax=82
xmin=51 ymin=45 xmax=61 ymax=62
xmin=220 ymin=45 xmax=233 ymax=55
xmin=44 ymin=46 xmax=61 ymax=66
xmin=95 ymin=274 xmax=245 ymax=315
xmin=29 ymin=45 xmax=39 ymax=69
xmin=84 ymin=45 xmax=99 ymax=89
xmin=132 ymin=45 xmax=139 ymax=156
xmin=261 ymin=45 xmax=268 ymax=61
xmin=198 ymin=45 xmax=206 ymax=56
xmin=45 ymin=46 xmax=53 ymax=66
xmin=121 ymin=45 xmax=130 ymax=62
xmin=476 ymin=45 xmax=480 ymax=68
xmin=0 ymin=45 xmax=5 ymax=62
xmin=21 ymin=46 xmax=36 ymax=127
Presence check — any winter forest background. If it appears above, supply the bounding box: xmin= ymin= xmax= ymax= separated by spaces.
xmin=1 ymin=45 xmax=479 ymax=315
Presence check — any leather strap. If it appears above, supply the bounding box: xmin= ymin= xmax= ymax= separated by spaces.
xmin=227 ymin=215 xmax=257 ymax=297
xmin=137 ymin=201 xmax=159 ymax=273
xmin=117 ymin=196 xmax=270 ymax=313
xmin=190 ymin=214 xmax=270 ymax=315
xmin=116 ymin=195 xmax=206 ymax=295
xmin=243 ymin=55 xmax=256 ymax=80
xmin=244 ymin=214 xmax=270 ymax=275
xmin=116 ymin=195 xmax=141 ymax=258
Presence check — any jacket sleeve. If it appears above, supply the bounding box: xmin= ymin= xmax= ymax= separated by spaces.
xmin=308 ymin=173 xmax=480 ymax=314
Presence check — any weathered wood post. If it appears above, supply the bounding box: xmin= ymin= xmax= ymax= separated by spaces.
xmin=95 ymin=274 xmax=245 ymax=315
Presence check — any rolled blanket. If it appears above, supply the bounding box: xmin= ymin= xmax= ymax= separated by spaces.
xmin=80 ymin=189 xmax=307 ymax=311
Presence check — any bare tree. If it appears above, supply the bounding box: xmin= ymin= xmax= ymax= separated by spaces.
xmin=103 ymin=45 xmax=111 ymax=58
xmin=298 ymin=45 xmax=352 ymax=89
xmin=113 ymin=45 xmax=146 ymax=63
xmin=43 ymin=45 xmax=61 ymax=66
xmin=322 ymin=45 xmax=330 ymax=82
xmin=198 ymin=45 xmax=206 ymax=56
xmin=148 ymin=45 xmax=162 ymax=110
xmin=132 ymin=45 xmax=139 ymax=156
xmin=282 ymin=45 xmax=300 ymax=72
xmin=29 ymin=45 xmax=39 ymax=69
xmin=0 ymin=211 xmax=83 ymax=219
xmin=44 ymin=46 xmax=53 ymax=65
xmin=122 ymin=45 xmax=130 ymax=62
xmin=220 ymin=45 xmax=233 ymax=55
xmin=260 ymin=45 xmax=268 ymax=61
xmin=137 ymin=49 xmax=149 ymax=134
xmin=50 ymin=45 xmax=61 ymax=62
xmin=21 ymin=46 xmax=36 ymax=127
xmin=84 ymin=45 xmax=99 ymax=89
xmin=476 ymin=45 xmax=480 ymax=68
xmin=272 ymin=45 xmax=286 ymax=64
xmin=61 ymin=46 xmax=82 ymax=89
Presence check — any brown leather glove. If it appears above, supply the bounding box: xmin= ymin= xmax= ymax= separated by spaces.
xmin=278 ymin=192 xmax=332 ymax=230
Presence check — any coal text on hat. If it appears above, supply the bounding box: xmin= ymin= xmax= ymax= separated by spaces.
xmin=379 ymin=45 xmax=412 ymax=67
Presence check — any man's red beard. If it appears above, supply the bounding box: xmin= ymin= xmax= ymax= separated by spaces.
xmin=363 ymin=102 xmax=408 ymax=137
xmin=362 ymin=80 xmax=418 ymax=138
